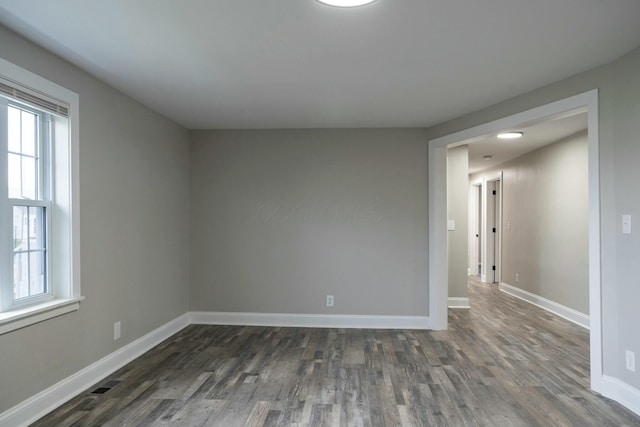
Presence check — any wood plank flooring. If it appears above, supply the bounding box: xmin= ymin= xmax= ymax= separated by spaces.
xmin=33 ymin=278 xmax=640 ymax=426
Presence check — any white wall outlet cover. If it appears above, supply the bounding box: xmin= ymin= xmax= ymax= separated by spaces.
xmin=626 ymin=350 xmax=636 ymax=372
xmin=114 ymin=321 xmax=121 ymax=340
xmin=326 ymin=295 xmax=334 ymax=307
xmin=447 ymin=220 xmax=456 ymax=231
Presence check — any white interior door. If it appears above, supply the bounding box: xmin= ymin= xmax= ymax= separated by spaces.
xmin=482 ymin=175 xmax=501 ymax=284
xmin=477 ymin=185 xmax=482 ymax=276
xmin=468 ymin=182 xmax=482 ymax=276
xmin=484 ymin=181 xmax=495 ymax=283
xmin=494 ymin=179 xmax=502 ymax=283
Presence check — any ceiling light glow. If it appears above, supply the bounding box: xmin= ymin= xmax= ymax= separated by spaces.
xmin=316 ymin=0 xmax=377 ymax=7
xmin=497 ymin=131 xmax=524 ymax=140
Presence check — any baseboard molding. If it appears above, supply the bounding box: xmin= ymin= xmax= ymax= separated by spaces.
xmin=189 ymin=311 xmax=432 ymax=330
xmin=8 ymin=302 xmax=616 ymax=427
xmin=499 ymin=282 xmax=589 ymax=329
xmin=0 ymin=313 xmax=190 ymax=427
xmin=448 ymin=297 xmax=470 ymax=309
xmin=600 ymin=375 xmax=640 ymax=417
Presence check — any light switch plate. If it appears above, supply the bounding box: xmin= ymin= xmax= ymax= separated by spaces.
xmin=447 ymin=220 xmax=456 ymax=231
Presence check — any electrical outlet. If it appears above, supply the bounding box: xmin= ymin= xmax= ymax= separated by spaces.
xmin=626 ymin=350 xmax=636 ymax=372
xmin=114 ymin=321 xmax=121 ymax=341
xmin=515 ymin=273 xmax=519 ymax=283
xmin=326 ymin=295 xmax=334 ymax=307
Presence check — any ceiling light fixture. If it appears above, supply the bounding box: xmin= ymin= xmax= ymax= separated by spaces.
xmin=316 ymin=0 xmax=377 ymax=7
xmin=497 ymin=131 xmax=524 ymax=140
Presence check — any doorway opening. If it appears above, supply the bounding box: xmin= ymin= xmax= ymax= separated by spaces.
xmin=469 ymin=174 xmax=502 ymax=284
xmin=428 ymin=90 xmax=603 ymax=393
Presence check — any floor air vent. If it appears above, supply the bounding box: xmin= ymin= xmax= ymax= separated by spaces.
xmin=90 ymin=380 xmax=121 ymax=395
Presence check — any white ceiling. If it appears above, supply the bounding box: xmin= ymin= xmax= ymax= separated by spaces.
xmin=0 ymin=1 xmax=639 ymax=129
xmin=467 ymin=111 xmax=587 ymax=174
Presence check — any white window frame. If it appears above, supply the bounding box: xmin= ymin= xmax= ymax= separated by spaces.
xmin=0 ymin=57 xmax=81 ymax=335
xmin=6 ymin=103 xmax=52 ymax=307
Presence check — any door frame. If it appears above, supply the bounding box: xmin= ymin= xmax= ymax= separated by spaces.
xmin=427 ymin=90 xmax=602 ymax=393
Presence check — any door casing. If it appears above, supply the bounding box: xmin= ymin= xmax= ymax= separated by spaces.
xmin=427 ymin=90 xmax=602 ymax=393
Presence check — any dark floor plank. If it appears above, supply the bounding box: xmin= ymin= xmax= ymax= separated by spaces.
xmin=32 ymin=277 xmax=640 ymax=426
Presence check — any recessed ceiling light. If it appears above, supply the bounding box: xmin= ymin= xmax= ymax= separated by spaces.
xmin=316 ymin=0 xmax=377 ymax=7
xmin=497 ymin=131 xmax=524 ymax=140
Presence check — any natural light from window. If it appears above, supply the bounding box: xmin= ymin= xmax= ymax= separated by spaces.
xmin=8 ymin=105 xmax=49 ymax=301
xmin=0 ymin=56 xmax=80 ymax=335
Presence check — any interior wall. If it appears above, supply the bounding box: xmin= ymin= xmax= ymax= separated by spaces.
xmin=426 ymin=46 xmax=640 ymax=389
xmin=471 ymin=132 xmax=588 ymax=313
xmin=447 ymin=145 xmax=469 ymax=299
xmin=0 ymin=25 xmax=190 ymax=412
xmin=189 ymin=129 xmax=429 ymax=316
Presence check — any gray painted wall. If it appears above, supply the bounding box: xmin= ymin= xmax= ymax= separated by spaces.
xmin=189 ymin=129 xmax=429 ymax=316
xmin=471 ymin=132 xmax=588 ymax=314
xmin=426 ymin=46 xmax=640 ymax=388
xmin=447 ymin=146 xmax=469 ymax=299
xmin=0 ymin=26 xmax=190 ymax=412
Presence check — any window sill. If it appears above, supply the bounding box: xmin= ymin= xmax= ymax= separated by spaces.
xmin=0 ymin=297 xmax=84 ymax=335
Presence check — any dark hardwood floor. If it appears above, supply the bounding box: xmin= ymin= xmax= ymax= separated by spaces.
xmin=33 ymin=278 xmax=640 ymax=426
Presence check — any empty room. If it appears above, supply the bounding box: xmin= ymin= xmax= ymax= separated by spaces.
xmin=1 ymin=1 xmax=640 ymax=426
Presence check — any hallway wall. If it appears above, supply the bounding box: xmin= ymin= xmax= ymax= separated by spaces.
xmin=471 ymin=132 xmax=588 ymax=314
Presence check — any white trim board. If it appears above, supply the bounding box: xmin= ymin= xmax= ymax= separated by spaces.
xmin=189 ymin=311 xmax=432 ymax=330
xmin=600 ymin=375 xmax=640 ymax=417
xmin=0 ymin=311 xmax=430 ymax=427
xmin=499 ymin=282 xmax=589 ymax=329
xmin=427 ymin=90 xmax=603 ymax=395
xmin=0 ymin=314 xmax=190 ymax=427
xmin=447 ymin=297 xmax=470 ymax=309
xmin=4 ymin=307 xmax=640 ymax=425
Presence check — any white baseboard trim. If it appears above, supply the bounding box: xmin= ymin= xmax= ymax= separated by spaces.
xmin=448 ymin=297 xmax=470 ymax=309
xmin=0 ymin=313 xmax=190 ymax=427
xmin=189 ymin=311 xmax=432 ymax=330
xmin=600 ymin=375 xmax=640 ymax=417
xmin=0 ymin=310 xmax=431 ymax=426
xmin=13 ymin=304 xmax=627 ymax=427
xmin=499 ymin=282 xmax=589 ymax=329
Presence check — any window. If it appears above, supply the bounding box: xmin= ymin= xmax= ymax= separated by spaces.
xmin=8 ymin=104 xmax=51 ymax=305
xmin=0 ymin=57 xmax=80 ymax=334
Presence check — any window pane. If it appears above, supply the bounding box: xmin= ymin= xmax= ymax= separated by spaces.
xmin=21 ymin=155 xmax=36 ymax=199
xmin=29 ymin=251 xmax=46 ymax=296
xmin=12 ymin=206 xmax=48 ymax=300
xmin=8 ymin=153 xmax=21 ymax=198
xmin=28 ymin=206 xmax=46 ymax=250
xmin=7 ymin=107 xmax=41 ymax=200
xmin=13 ymin=252 xmax=29 ymax=299
xmin=8 ymin=106 xmax=20 ymax=153
xmin=21 ymin=110 xmax=37 ymax=156
xmin=13 ymin=205 xmax=28 ymax=250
